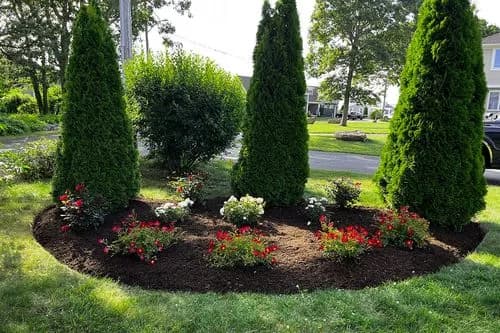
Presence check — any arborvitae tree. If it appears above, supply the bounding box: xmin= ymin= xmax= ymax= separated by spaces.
xmin=231 ymin=0 xmax=309 ymax=205
xmin=375 ymin=0 xmax=487 ymax=229
xmin=52 ymin=2 xmax=140 ymax=211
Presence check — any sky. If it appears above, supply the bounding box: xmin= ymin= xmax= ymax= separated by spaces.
xmin=143 ymin=0 xmax=500 ymax=105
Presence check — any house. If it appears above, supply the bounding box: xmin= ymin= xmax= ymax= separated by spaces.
xmin=483 ymin=33 xmax=500 ymax=115
xmin=238 ymin=75 xmax=338 ymax=116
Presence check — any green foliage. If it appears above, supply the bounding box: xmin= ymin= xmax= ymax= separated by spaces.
xmin=0 ymin=89 xmax=36 ymax=114
xmin=325 ymin=177 xmax=361 ymax=208
xmin=477 ymin=18 xmax=500 ymax=38
xmin=8 ymin=114 xmax=46 ymax=131
xmin=370 ymin=109 xmax=383 ymax=121
xmin=16 ymin=138 xmax=57 ymax=181
xmin=232 ymin=0 xmax=309 ymax=205
xmin=52 ymin=3 xmax=140 ymax=211
xmin=375 ymin=0 xmax=487 ymax=229
xmin=125 ymin=51 xmax=245 ymax=172
xmin=315 ymin=222 xmax=371 ymax=260
xmin=48 ymin=85 xmax=63 ymax=114
xmin=154 ymin=199 xmax=193 ymax=223
xmin=377 ymin=207 xmax=430 ymax=250
xmin=58 ymin=184 xmax=107 ymax=231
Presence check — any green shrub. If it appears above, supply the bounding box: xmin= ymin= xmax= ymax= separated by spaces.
xmin=17 ymin=99 xmax=38 ymax=114
xmin=0 ymin=138 xmax=57 ymax=182
xmin=0 ymin=88 xmax=36 ymax=114
xmin=0 ymin=115 xmax=30 ymax=135
xmin=231 ymin=0 xmax=309 ymax=205
xmin=375 ymin=0 xmax=487 ymax=229
xmin=8 ymin=114 xmax=46 ymax=132
xmin=377 ymin=207 xmax=430 ymax=250
xmin=154 ymin=199 xmax=194 ymax=223
xmin=325 ymin=177 xmax=361 ymax=208
xmin=48 ymin=85 xmax=63 ymax=114
xmin=125 ymin=51 xmax=245 ymax=172
xmin=220 ymin=195 xmax=265 ymax=227
xmin=52 ymin=2 xmax=140 ymax=211
xmin=370 ymin=109 xmax=383 ymax=121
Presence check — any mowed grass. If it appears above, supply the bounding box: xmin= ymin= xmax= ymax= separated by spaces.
xmin=0 ymin=161 xmax=499 ymax=332
xmin=308 ymin=119 xmax=390 ymax=134
xmin=309 ymin=134 xmax=387 ymax=156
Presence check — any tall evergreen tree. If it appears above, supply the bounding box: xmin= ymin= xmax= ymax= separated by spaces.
xmin=52 ymin=1 xmax=140 ymax=211
xmin=375 ymin=0 xmax=487 ymax=229
xmin=231 ymin=0 xmax=309 ymax=206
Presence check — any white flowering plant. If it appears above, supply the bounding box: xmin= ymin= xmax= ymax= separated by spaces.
xmin=155 ymin=198 xmax=194 ymax=223
xmin=304 ymin=197 xmax=328 ymax=225
xmin=220 ymin=195 xmax=265 ymax=227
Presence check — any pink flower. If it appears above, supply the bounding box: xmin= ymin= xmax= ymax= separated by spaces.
xmin=74 ymin=199 xmax=84 ymax=208
xmin=75 ymin=183 xmax=85 ymax=192
xmin=111 ymin=225 xmax=122 ymax=233
xmin=103 ymin=246 xmax=110 ymax=254
xmin=97 ymin=238 xmax=105 ymax=244
xmin=59 ymin=194 xmax=69 ymax=202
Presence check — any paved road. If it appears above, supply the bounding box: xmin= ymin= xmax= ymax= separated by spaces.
xmin=4 ymin=132 xmax=500 ymax=185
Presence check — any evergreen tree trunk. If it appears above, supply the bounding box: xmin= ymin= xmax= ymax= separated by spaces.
xmin=30 ymin=71 xmax=43 ymax=114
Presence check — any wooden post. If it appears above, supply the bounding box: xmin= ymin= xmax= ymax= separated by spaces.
xmin=120 ymin=0 xmax=132 ymax=64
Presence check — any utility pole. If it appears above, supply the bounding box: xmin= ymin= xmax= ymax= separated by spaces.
xmin=120 ymin=0 xmax=133 ymax=64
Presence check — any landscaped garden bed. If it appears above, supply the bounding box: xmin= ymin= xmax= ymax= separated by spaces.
xmin=33 ymin=197 xmax=484 ymax=293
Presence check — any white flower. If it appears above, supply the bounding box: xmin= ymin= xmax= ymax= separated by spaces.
xmin=321 ymin=207 xmax=326 ymax=211
xmin=219 ymin=207 xmax=225 ymax=216
xmin=179 ymin=198 xmax=194 ymax=208
xmin=243 ymin=216 xmax=247 ymax=220
xmin=228 ymin=195 xmax=238 ymax=203
xmin=258 ymin=208 xmax=264 ymax=215
xmin=256 ymin=197 xmax=264 ymax=204
xmin=307 ymin=221 xmax=311 ymax=226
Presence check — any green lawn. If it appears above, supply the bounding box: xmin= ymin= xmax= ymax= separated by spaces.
xmin=308 ymin=119 xmax=390 ymax=135
xmin=0 ymin=161 xmax=499 ymax=332
xmin=309 ymin=134 xmax=387 ymax=156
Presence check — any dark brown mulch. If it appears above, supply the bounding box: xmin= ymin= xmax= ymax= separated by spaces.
xmin=33 ymin=198 xmax=485 ymax=294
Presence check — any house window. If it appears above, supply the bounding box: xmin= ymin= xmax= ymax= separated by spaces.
xmin=488 ymin=91 xmax=500 ymax=110
xmin=493 ymin=49 xmax=500 ymax=70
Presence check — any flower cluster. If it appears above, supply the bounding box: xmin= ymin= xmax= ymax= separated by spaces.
xmin=324 ymin=177 xmax=361 ymax=208
xmin=99 ymin=212 xmax=181 ymax=265
xmin=58 ymin=183 xmax=107 ymax=231
xmin=377 ymin=207 xmax=430 ymax=250
xmin=154 ymin=198 xmax=194 ymax=223
xmin=208 ymin=226 xmax=278 ymax=267
xmin=220 ymin=195 xmax=265 ymax=227
xmin=314 ymin=217 xmax=382 ymax=260
xmin=169 ymin=172 xmax=207 ymax=202
xmin=304 ymin=197 xmax=328 ymax=225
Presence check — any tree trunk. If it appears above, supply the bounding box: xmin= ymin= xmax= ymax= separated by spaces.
xmin=30 ymin=72 xmax=43 ymax=114
xmin=341 ymin=65 xmax=355 ymax=127
xmin=41 ymin=64 xmax=49 ymax=114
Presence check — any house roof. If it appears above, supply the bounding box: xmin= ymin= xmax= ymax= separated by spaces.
xmin=483 ymin=32 xmax=500 ymax=45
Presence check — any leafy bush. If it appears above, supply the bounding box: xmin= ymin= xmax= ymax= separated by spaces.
xmin=169 ymin=172 xmax=208 ymax=202
xmin=208 ymin=226 xmax=278 ymax=268
xmin=99 ymin=213 xmax=181 ymax=265
xmin=125 ymin=51 xmax=245 ymax=172
xmin=375 ymin=0 xmax=487 ymax=229
xmin=58 ymin=183 xmax=107 ymax=231
xmin=53 ymin=2 xmax=140 ymax=211
xmin=231 ymin=0 xmax=309 ymax=206
xmin=8 ymin=114 xmax=46 ymax=132
xmin=314 ymin=221 xmax=381 ymax=261
xmin=325 ymin=177 xmax=361 ymax=208
xmin=16 ymin=99 xmax=38 ymax=114
xmin=377 ymin=207 xmax=430 ymax=250
xmin=48 ymin=85 xmax=63 ymax=114
xmin=0 ymin=115 xmax=30 ymax=135
xmin=220 ymin=195 xmax=265 ymax=227
xmin=0 ymin=138 xmax=57 ymax=182
xmin=304 ymin=197 xmax=328 ymax=224
xmin=154 ymin=198 xmax=194 ymax=223
xmin=0 ymin=88 xmax=35 ymax=114
xmin=369 ymin=109 xmax=383 ymax=121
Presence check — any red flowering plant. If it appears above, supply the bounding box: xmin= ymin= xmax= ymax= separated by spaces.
xmin=377 ymin=207 xmax=430 ymax=250
xmin=58 ymin=183 xmax=107 ymax=231
xmin=314 ymin=215 xmax=382 ymax=261
xmin=168 ymin=171 xmax=208 ymax=202
xmin=99 ymin=212 xmax=181 ymax=265
xmin=207 ymin=226 xmax=278 ymax=268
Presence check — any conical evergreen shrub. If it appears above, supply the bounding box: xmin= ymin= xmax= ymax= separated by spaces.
xmin=375 ymin=0 xmax=487 ymax=229
xmin=52 ymin=2 xmax=139 ymax=211
xmin=231 ymin=0 xmax=309 ymax=205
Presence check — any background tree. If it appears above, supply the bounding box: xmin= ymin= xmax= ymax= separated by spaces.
xmin=52 ymin=1 xmax=139 ymax=211
xmin=231 ymin=0 xmax=309 ymax=206
xmin=0 ymin=0 xmax=191 ymax=112
xmin=307 ymin=0 xmax=418 ymax=126
xmin=477 ymin=18 xmax=500 ymax=38
xmin=375 ymin=0 xmax=487 ymax=230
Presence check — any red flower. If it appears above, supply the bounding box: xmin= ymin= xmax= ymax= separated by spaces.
xmin=387 ymin=224 xmax=394 ymax=231
xmin=103 ymin=246 xmax=110 ymax=254
xmin=111 ymin=225 xmax=122 ymax=233
xmin=271 ymin=257 xmax=277 ymax=265
xmin=137 ymin=248 xmax=144 ymax=255
xmin=130 ymin=241 xmax=136 ymax=248
xmin=405 ymin=239 xmax=414 ymax=250
xmin=238 ymin=226 xmax=252 ymax=234
xmin=97 ymin=238 xmax=105 ymax=244
xmin=208 ymin=240 xmax=215 ymax=253
xmin=319 ymin=215 xmax=328 ymax=223
xmin=220 ymin=244 xmax=226 ymax=251
xmin=128 ymin=247 xmax=136 ymax=254
xmin=149 ymin=260 xmax=156 ymax=265
xmin=154 ymin=240 xmax=161 ymax=247
xmin=75 ymin=183 xmax=85 ymax=192
xmin=59 ymin=194 xmax=69 ymax=202
xmin=60 ymin=224 xmax=71 ymax=233
xmin=177 ymin=186 xmax=183 ymax=193
xmin=407 ymin=228 xmax=415 ymax=237
xmin=216 ymin=230 xmax=232 ymax=241
xmin=74 ymin=199 xmax=84 ymax=208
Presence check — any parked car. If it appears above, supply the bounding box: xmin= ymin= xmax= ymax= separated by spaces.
xmin=483 ymin=122 xmax=500 ymax=168
xmin=347 ymin=111 xmax=363 ymax=120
